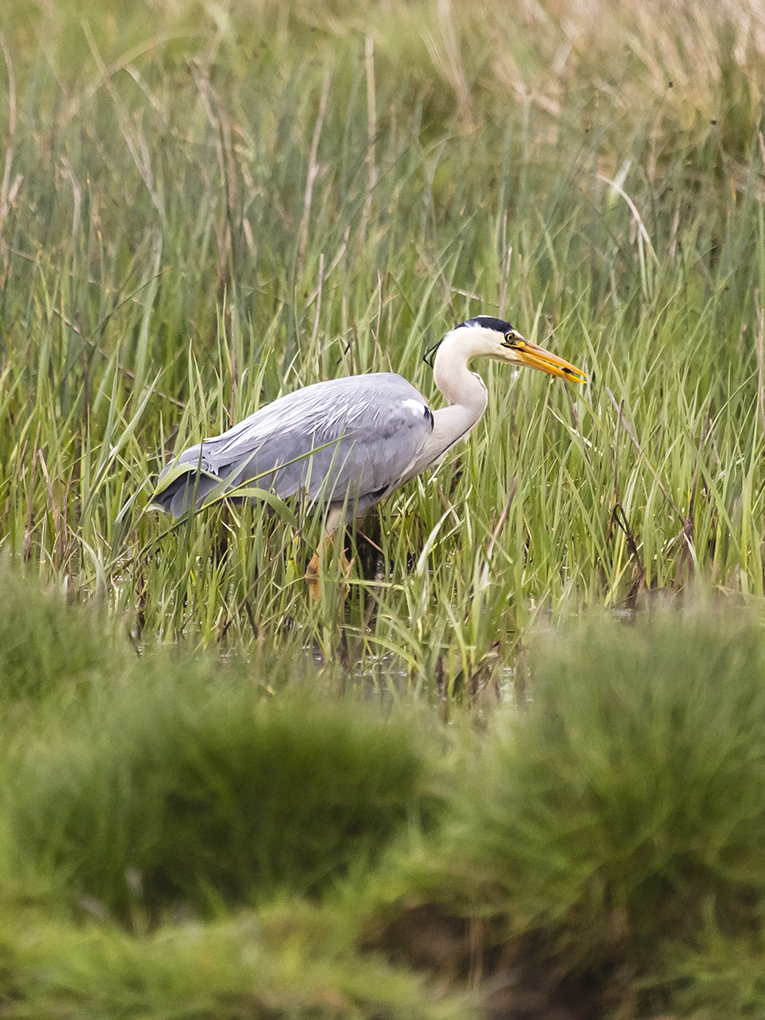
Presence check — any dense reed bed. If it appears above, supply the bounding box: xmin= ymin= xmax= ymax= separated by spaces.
xmin=3 ymin=0 xmax=765 ymax=677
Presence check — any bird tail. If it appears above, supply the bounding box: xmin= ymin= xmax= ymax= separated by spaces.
xmin=151 ymin=462 xmax=221 ymax=518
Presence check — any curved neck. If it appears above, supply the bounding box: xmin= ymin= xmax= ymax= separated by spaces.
xmin=408 ymin=332 xmax=489 ymax=477
xmin=432 ymin=332 xmax=489 ymax=414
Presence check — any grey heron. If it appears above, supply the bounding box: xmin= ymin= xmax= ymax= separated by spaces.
xmin=153 ymin=316 xmax=586 ymax=590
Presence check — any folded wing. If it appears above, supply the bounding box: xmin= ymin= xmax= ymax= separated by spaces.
xmin=153 ymin=373 xmax=434 ymax=518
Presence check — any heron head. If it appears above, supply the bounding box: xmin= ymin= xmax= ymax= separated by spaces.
xmin=425 ymin=315 xmax=587 ymax=384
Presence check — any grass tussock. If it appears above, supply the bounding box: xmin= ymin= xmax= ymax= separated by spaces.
xmin=0 ymin=907 xmax=473 ymax=1020
xmin=372 ymin=607 xmax=765 ymax=1015
xmin=11 ymin=658 xmax=427 ymax=923
xmin=459 ymin=610 xmax=765 ymax=947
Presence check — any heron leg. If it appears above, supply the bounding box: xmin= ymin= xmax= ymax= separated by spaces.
xmin=305 ymin=539 xmax=330 ymax=600
xmin=305 ymin=509 xmax=352 ymax=599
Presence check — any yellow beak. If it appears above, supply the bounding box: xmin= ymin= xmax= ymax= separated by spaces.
xmin=508 ymin=335 xmax=588 ymax=384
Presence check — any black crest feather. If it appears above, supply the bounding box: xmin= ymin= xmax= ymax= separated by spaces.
xmin=423 ymin=316 xmax=515 ymax=369
xmin=423 ymin=339 xmax=443 ymax=368
xmin=463 ymin=315 xmax=515 ymax=333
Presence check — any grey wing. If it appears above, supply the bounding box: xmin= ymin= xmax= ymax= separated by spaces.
xmin=153 ymin=373 xmax=434 ymax=517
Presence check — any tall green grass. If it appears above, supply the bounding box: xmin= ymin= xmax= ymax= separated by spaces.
xmin=2 ymin=0 xmax=765 ymax=680
xmin=4 ymin=3 xmax=765 ymax=1012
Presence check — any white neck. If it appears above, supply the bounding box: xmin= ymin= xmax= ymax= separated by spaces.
xmin=408 ymin=329 xmax=489 ymax=477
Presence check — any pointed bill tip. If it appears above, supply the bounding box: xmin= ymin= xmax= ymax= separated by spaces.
xmin=514 ymin=340 xmax=588 ymax=384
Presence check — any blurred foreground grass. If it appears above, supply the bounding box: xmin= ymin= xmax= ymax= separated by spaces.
xmin=2 ymin=569 xmax=765 ymax=1017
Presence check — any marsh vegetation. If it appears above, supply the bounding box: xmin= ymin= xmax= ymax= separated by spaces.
xmin=2 ymin=0 xmax=765 ymax=1015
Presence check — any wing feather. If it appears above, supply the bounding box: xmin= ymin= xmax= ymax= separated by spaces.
xmin=154 ymin=373 xmax=434 ymax=517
